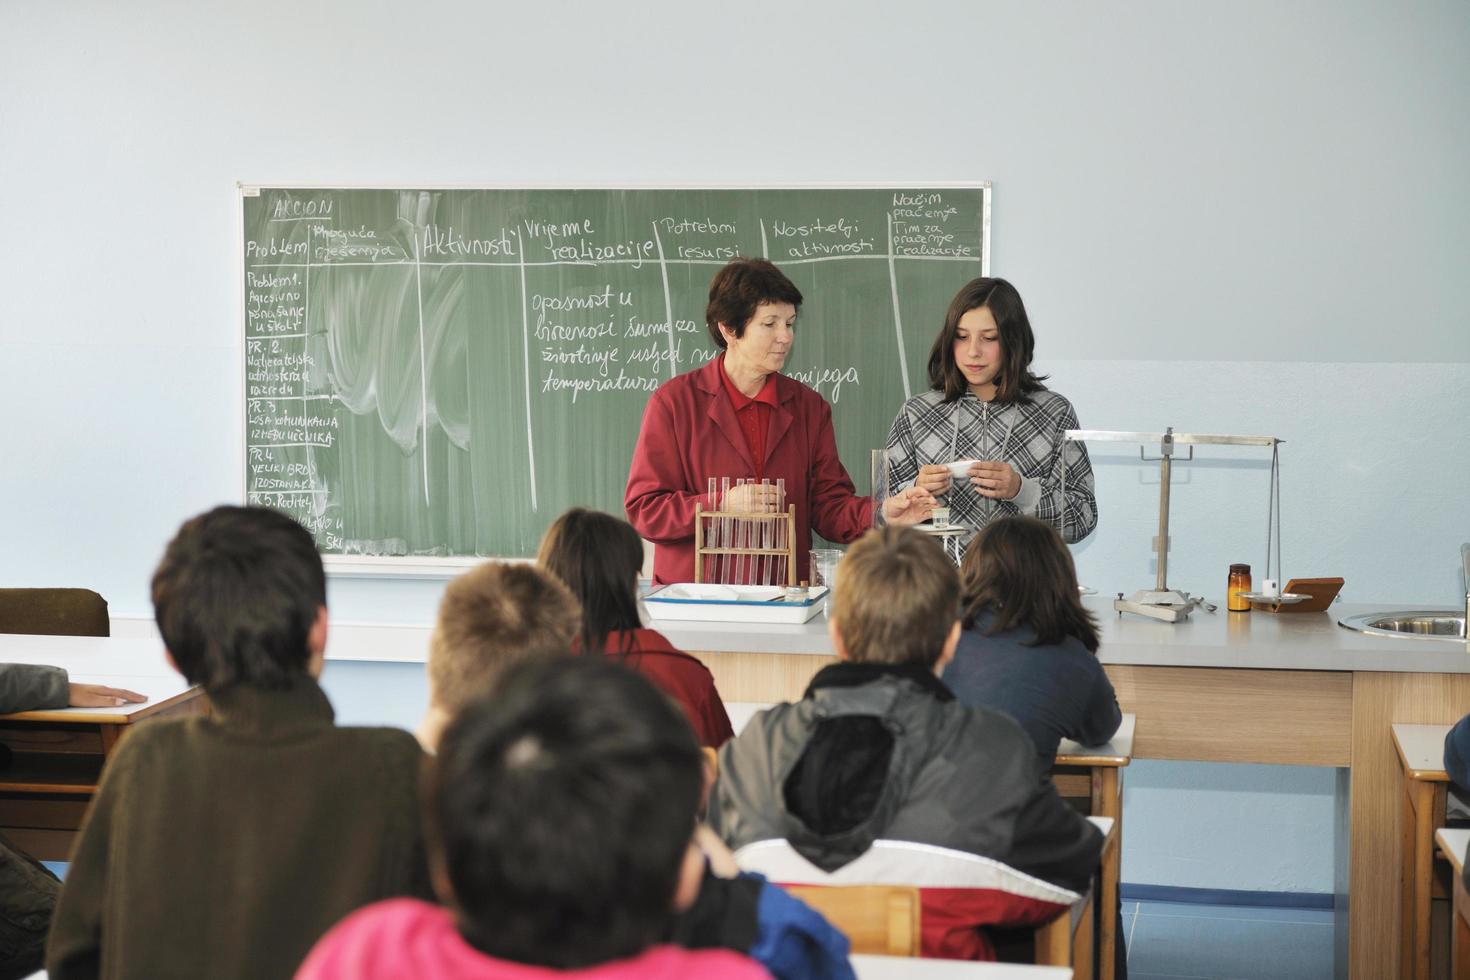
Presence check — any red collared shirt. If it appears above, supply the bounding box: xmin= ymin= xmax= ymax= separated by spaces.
xmin=717 ymin=354 xmax=778 ymax=479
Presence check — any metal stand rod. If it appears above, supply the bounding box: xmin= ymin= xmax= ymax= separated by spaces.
xmin=1156 ymin=445 xmax=1172 ymax=592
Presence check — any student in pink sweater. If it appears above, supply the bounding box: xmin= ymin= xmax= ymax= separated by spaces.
xmin=296 ymin=656 xmax=768 ymax=980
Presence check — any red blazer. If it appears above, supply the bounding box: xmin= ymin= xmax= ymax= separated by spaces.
xmin=625 ymin=358 xmax=875 ymax=585
xmin=602 ymin=628 xmax=734 ymax=748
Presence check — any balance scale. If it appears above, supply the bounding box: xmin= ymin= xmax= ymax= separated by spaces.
xmin=1064 ymin=428 xmax=1284 ymax=624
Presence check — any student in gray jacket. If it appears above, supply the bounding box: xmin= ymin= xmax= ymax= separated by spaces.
xmin=708 ymin=525 xmax=1101 ymax=959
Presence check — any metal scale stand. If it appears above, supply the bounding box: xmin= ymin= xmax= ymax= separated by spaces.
xmin=1065 ymin=428 xmax=1283 ymax=624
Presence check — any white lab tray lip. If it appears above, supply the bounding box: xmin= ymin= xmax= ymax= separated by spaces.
xmin=644 ymin=584 xmax=830 ymax=624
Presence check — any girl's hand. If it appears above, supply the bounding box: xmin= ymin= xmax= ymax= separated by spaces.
xmin=915 ymin=464 xmax=952 ymax=496
xmin=970 ymin=460 xmax=1021 ymax=500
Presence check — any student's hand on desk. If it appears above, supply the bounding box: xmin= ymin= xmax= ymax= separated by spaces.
xmin=69 ymin=683 xmax=148 ymax=707
xmin=970 ymin=460 xmax=1021 ymax=500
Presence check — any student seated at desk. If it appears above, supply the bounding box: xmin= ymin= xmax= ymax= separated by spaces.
xmin=538 ymin=508 xmax=734 ymax=747
xmin=708 ymin=525 xmax=1101 ymax=959
xmin=297 ymin=657 xmax=766 ymax=980
xmin=417 ymin=561 xmax=580 ymax=750
xmin=1443 ymin=713 xmax=1470 ymax=833
xmin=46 ymin=506 xmax=432 ymax=980
xmin=418 ymin=552 xmax=849 ymax=978
xmin=942 ymin=516 xmax=1121 ymax=763
xmin=0 ymin=667 xmax=146 ymax=978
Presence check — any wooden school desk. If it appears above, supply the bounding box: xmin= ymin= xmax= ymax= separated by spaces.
xmin=1393 ymin=723 xmax=1454 ymax=980
xmin=1055 ymin=715 xmax=1134 ymax=980
xmin=1435 ymin=827 xmax=1470 ymax=980
xmin=655 ymin=597 xmax=1470 ymax=979
xmin=0 ymin=633 xmax=204 ymax=860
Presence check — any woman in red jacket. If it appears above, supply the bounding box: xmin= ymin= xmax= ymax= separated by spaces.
xmin=625 ymin=258 xmax=934 ymax=585
xmin=539 ymin=508 xmax=734 ymax=747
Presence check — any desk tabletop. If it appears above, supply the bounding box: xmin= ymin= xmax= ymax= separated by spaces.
xmin=1056 ymin=714 xmax=1135 ymax=766
xmin=1437 ymin=828 xmax=1470 ymax=876
xmin=0 ymin=633 xmax=197 ymax=724
xmin=851 ymin=954 xmax=1069 ymax=978
xmin=1392 ymin=723 xmax=1452 ymax=780
xmin=653 ymin=598 xmax=1470 ymax=674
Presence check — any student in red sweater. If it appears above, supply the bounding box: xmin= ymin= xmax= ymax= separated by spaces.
xmin=296 ymin=657 xmax=765 ymax=980
xmin=539 ymin=508 xmax=734 ymax=747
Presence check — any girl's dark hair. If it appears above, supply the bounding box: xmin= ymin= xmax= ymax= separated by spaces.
xmin=705 ymin=257 xmax=803 ymax=349
xmin=537 ymin=508 xmax=644 ymax=656
xmin=431 ymin=657 xmax=703 ymax=968
xmin=927 ymin=277 xmax=1048 ymax=404
xmin=959 ymin=516 xmax=1099 ymax=653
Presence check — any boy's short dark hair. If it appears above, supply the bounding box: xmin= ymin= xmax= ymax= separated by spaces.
xmin=430 ymin=657 xmax=703 ymax=969
xmin=151 ymin=505 xmax=325 ymax=691
xmin=832 ymin=525 xmax=960 ymax=668
xmin=428 ymin=562 xmax=579 ymax=713
xmin=705 ymin=257 xmax=803 ymax=349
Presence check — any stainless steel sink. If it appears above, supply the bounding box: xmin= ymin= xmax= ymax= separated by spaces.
xmin=1338 ymin=611 xmax=1467 ymax=642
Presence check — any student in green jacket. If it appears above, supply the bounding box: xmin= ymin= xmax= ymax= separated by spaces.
xmin=46 ymin=506 xmax=432 ymax=980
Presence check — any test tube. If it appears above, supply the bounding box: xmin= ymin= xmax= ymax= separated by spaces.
xmin=775 ymin=478 xmax=787 ymax=585
xmin=706 ymin=477 xmax=717 ymax=583
xmin=736 ymin=478 xmax=748 ymax=585
xmin=719 ymin=477 xmax=731 ymax=585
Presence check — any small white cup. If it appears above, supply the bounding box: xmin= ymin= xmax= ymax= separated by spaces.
xmin=1261 ymin=578 xmax=1280 ymax=598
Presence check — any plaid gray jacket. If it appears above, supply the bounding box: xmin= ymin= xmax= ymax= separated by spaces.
xmin=884 ymin=387 xmax=1097 ymax=543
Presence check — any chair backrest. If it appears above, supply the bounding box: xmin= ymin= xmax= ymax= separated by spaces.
xmin=736 ymin=838 xmax=1083 ymax=962
xmin=735 ymin=838 xmax=1081 ymax=904
xmin=785 ymin=884 xmax=921 ymax=957
xmin=0 ymin=589 xmax=109 ymax=636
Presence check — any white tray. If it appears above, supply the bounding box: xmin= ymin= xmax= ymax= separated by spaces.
xmin=644 ymin=583 xmax=829 ymax=624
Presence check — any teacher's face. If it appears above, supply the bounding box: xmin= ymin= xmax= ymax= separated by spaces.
xmin=953 ymin=306 xmax=1002 ymax=392
xmin=722 ymin=302 xmax=796 ymax=377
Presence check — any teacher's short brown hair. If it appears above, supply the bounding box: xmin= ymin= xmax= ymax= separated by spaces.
xmin=705 ymin=258 xmax=804 ymax=349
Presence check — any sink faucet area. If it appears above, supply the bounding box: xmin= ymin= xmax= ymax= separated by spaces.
xmin=1336 ymin=543 xmax=1470 ymax=642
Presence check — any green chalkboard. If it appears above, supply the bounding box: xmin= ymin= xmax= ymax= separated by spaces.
xmin=241 ymin=186 xmax=991 ymax=560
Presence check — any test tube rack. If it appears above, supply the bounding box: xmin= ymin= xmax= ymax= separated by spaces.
xmin=693 ymin=504 xmax=798 ymax=586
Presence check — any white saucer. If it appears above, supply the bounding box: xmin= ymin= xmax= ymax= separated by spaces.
xmin=918 ymin=522 xmax=967 ymax=535
xmin=1239 ymin=591 xmax=1310 ymax=605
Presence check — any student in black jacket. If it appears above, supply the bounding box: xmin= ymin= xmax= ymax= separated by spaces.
xmin=941 ymin=515 xmax=1125 ymax=977
xmin=942 ymin=515 xmax=1121 ymax=763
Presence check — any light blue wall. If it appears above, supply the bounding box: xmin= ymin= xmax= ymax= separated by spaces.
xmin=3 ymin=0 xmax=1468 ymax=894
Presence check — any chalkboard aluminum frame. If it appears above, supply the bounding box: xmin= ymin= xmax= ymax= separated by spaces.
xmin=236 ymin=182 xmax=993 ymax=578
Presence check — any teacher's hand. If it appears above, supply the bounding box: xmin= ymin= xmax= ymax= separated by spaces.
xmin=721 ymin=482 xmax=779 ymax=513
xmin=915 ymin=464 xmax=952 ymax=496
xmin=881 ymin=486 xmax=936 ymax=525
xmin=969 ymin=460 xmax=1021 ymax=500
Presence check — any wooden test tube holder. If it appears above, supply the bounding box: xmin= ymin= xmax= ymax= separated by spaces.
xmin=693 ymin=504 xmax=798 ymax=586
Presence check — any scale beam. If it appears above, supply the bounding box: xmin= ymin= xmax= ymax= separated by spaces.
xmin=1065 ymin=430 xmax=1280 ymax=448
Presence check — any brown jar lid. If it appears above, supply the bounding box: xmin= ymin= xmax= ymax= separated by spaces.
xmin=1229 ymin=563 xmax=1251 ymax=573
